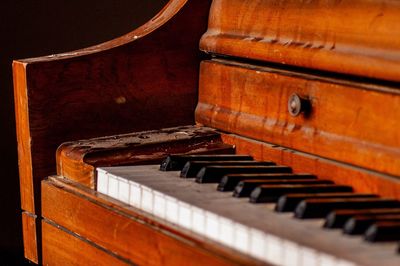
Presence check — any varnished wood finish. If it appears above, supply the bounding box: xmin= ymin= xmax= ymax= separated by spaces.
xmin=196 ymin=60 xmax=400 ymax=178
xmin=221 ymin=133 xmax=400 ymax=200
xmin=13 ymin=0 xmax=212 ymax=214
xmin=13 ymin=0 xmax=212 ymax=261
xmin=41 ymin=177 xmax=265 ymax=266
xmin=57 ymin=126 xmax=233 ymax=188
xmin=42 ymin=220 xmax=130 ymax=266
xmin=200 ymin=0 xmax=400 ymax=82
xmin=22 ymin=212 xmax=38 ymax=264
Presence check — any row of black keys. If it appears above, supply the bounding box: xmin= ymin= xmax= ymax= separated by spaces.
xmin=160 ymin=154 xmax=400 ymax=250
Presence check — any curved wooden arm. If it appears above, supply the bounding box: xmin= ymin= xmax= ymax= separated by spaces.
xmin=13 ymin=0 xmax=212 ymax=215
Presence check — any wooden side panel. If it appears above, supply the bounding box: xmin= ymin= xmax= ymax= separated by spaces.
xmin=200 ymin=0 xmax=400 ymax=82
xmin=41 ymin=178 xmax=263 ymax=266
xmin=13 ymin=0 xmax=212 ymax=215
xmin=42 ymin=220 xmax=130 ymax=266
xmin=221 ymin=133 xmax=400 ymax=200
xmin=22 ymin=212 xmax=38 ymax=264
xmin=196 ymin=60 xmax=400 ymax=177
xmin=57 ymin=126 xmax=233 ymax=188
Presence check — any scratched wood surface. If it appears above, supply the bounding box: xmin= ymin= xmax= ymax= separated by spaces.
xmin=13 ymin=0 xmax=212 ymax=262
xmin=41 ymin=177 xmax=265 ymax=266
xmin=196 ymin=60 xmax=400 ymax=178
xmin=57 ymin=126 xmax=234 ymax=188
xmin=200 ymin=0 xmax=400 ymax=82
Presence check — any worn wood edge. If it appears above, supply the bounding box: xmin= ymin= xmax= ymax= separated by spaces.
xmin=22 ymin=212 xmax=39 ymax=264
xmin=13 ymin=62 xmax=35 ymax=213
xmin=196 ymin=60 xmax=400 ymax=177
xmin=219 ymin=133 xmax=400 ymax=200
xmin=200 ymin=0 xmax=400 ymax=82
xmin=15 ymin=0 xmax=189 ymax=64
xmin=56 ymin=126 xmax=231 ymax=189
xmin=42 ymin=177 xmax=265 ymax=266
xmin=42 ymin=220 xmax=131 ymax=266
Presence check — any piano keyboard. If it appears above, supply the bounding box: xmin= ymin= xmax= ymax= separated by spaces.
xmin=96 ymin=155 xmax=400 ymax=266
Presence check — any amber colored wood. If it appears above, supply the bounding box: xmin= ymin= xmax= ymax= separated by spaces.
xmin=196 ymin=60 xmax=400 ymax=178
xmin=42 ymin=220 xmax=130 ymax=266
xmin=21 ymin=212 xmax=39 ymax=264
xmin=13 ymin=0 xmax=212 ymax=215
xmin=221 ymin=133 xmax=400 ymax=200
xmin=57 ymin=126 xmax=234 ymax=188
xmin=41 ymin=177 xmax=265 ymax=266
xmin=200 ymin=0 xmax=400 ymax=82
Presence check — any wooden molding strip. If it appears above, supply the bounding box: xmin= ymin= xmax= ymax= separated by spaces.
xmin=200 ymin=0 xmax=400 ymax=82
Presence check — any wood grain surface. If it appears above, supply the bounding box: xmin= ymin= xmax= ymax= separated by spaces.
xmin=200 ymin=0 xmax=400 ymax=82
xmin=57 ymin=126 xmax=233 ymax=188
xmin=41 ymin=177 xmax=265 ymax=266
xmin=42 ymin=220 xmax=130 ymax=266
xmin=21 ymin=212 xmax=38 ymax=264
xmin=196 ymin=60 xmax=400 ymax=178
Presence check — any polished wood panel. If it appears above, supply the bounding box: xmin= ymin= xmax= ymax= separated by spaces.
xmin=200 ymin=0 xmax=400 ymax=82
xmin=42 ymin=220 xmax=130 ymax=266
xmin=21 ymin=212 xmax=38 ymax=264
xmin=41 ymin=177 xmax=264 ymax=266
xmin=13 ymin=0 xmax=212 ymax=214
xmin=221 ymin=133 xmax=400 ymax=200
xmin=13 ymin=0 xmax=212 ymax=260
xmin=196 ymin=60 xmax=400 ymax=177
xmin=57 ymin=126 xmax=233 ymax=188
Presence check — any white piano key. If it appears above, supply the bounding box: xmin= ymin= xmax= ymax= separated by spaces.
xmin=300 ymin=247 xmax=319 ymax=266
xmin=234 ymin=223 xmax=250 ymax=254
xmin=165 ymin=196 xmax=179 ymax=224
xmin=108 ymin=174 xmax=119 ymax=198
xmin=153 ymin=191 xmax=166 ymax=219
xmin=249 ymin=229 xmax=267 ymax=261
xmin=266 ymin=234 xmax=283 ymax=266
xmin=141 ymin=186 xmax=154 ymax=213
xmin=191 ymin=207 xmax=206 ymax=235
xmin=282 ymin=240 xmax=300 ymax=266
xmin=205 ymin=212 xmax=219 ymax=241
xmin=319 ymin=254 xmax=337 ymax=266
xmin=118 ymin=177 xmax=129 ymax=203
xmin=96 ymin=169 xmax=108 ymax=194
xmin=178 ymin=202 xmax=192 ymax=229
xmin=219 ymin=217 xmax=234 ymax=246
xmin=129 ymin=182 xmax=141 ymax=208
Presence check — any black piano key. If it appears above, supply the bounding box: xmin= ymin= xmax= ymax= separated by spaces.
xmin=249 ymin=184 xmax=353 ymax=203
xmin=343 ymin=214 xmax=400 ymax=235
xmin=295 ymin=198 xmax=400 ymax=219
xmin=324 ymin=208 xmax=400 ymax=229
xmin=233 ymin=179 xmax=333 ymax=198
xmin=218 ymin=173 xmax=316 ymax=192
xmin=364 ymin=221 xmax=400 ymax=242
xmin=275 ymin=193 xmax=378 ymax=212
xmin=160 ymin=154 xmax=253 ymax=171
xmin=196 ymin=165 xmax=292 ymax=183
xmin=180 ymin=160 xmax=275 ymax=178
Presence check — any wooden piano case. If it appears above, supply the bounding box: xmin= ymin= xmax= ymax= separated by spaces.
xmin=13 ymin=0 xmax=400 ymax=265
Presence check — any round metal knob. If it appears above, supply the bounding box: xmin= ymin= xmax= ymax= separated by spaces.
xmin=288 ymin=93 xmax=310 ymax=117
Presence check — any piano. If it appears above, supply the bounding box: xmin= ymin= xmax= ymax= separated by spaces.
xmin=12 ymin=0 xmax=400 ymax=265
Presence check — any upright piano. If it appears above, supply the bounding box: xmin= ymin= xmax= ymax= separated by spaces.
xmin=13 ymin=0 xmax=400 ymax=265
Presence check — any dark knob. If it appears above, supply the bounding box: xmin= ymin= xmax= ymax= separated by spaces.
xmin=288 ymin=93 xmax=311 ymax=117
